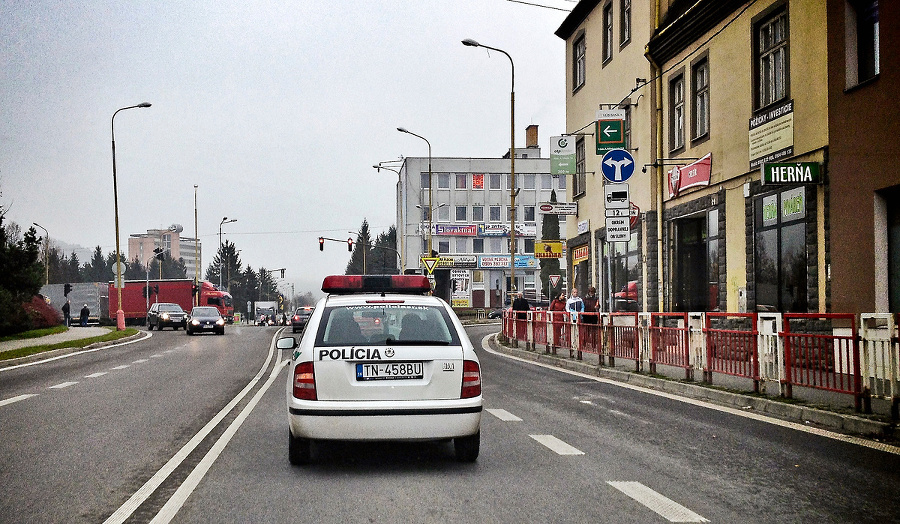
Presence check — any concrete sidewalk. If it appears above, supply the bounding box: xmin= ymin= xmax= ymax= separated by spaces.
xmin=0 ymin=327 xmax=112 ymax=354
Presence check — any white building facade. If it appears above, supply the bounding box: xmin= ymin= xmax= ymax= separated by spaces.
xmin=396 ymin=126 xmax=567 ymax=308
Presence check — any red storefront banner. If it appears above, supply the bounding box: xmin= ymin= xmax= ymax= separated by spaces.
xmin=668 ymin=153 xmax=712 ymax=198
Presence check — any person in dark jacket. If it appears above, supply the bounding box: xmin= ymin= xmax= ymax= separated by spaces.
xmin=79 ymin=304 xmax=90 ymax=327
xmin=61 ymin=300 xmax=71 ymax=327
xmin=582 ymin=286 xmax=599 ymax=324
xmin=511 ymin=292 xmax=530 ymax=320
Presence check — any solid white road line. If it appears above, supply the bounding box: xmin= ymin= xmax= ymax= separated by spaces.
xmin=607 ymin=481 xmax=708 ymax=523
xmin=102 ymin=337 xmax=278 ymax=524
xmin=530 ymin=434 xmax=585 ymax=455
xmin=0 ymin=331 xmax=152 ymax=372
xmin=487 ymin=408 xmax=523 ymax=421
xmin=0 ymin=394 xmax=38 ymax=407
xmin=49 ymin=381 xmax=78 ymax=389
xmin=85 ymin=372 xmax=108 ymax=378
xmin=149 ymin=360 xmax=290 ymax=524
xmin=480 ymin=333 xmax=900 ymax=456
xmin=133 ymin=359 xmax=149 ymax=364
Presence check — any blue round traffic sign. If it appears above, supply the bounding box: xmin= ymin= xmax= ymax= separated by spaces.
xmin=600 ymin=149 xmax=635 ymax=183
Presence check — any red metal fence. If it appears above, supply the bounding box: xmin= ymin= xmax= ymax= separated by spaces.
xmin=704 ymin=312 xmax=759 ymax=392
xmin=649 ymin=312 xmax=692 ymax=380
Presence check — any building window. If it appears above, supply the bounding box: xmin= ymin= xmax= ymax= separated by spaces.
xmin=490 ymin=237 xmax=503 ymax=254
xmin=541 ymin=174 xmax=552 ymax=189
xmin=438 ymin=240 xmax=450 ymax=254
xmin=490 ymin=206 xmax=501 ymax=222
xmin=607 ymin=234 xmax=640 ymax=312
xmin=456 ymin=173 xmax=467 ymax=189
xmin=524 ymin=206 xmax=535 ymax=222
xmin=438 ymin=205 xmax=450 ymax=222
xmin=524 ymin=238 xmax=535 ymax=255
xmin=755 ymin=188 xmax=808 ymax=312
xmin=558 ymin=174 xmax=567 ymax=190
xmin=574 ymin=137 xmax=586 ymax=197
xmin=489 ymin=174 xmax=502 ymax=190
xmin=437 ymin=173 xmax=450 ymax=189
xmin=507 ymin=206 xmax=516 ymax=222
xmin=620 ymin=0 xmax=631 ymax=46
xmin=456 ymin=206 xmax=467 ymax=222
xmin=755 ymin=8 xmax=789 ymax=109
xmin=455 ymin=237 xmax=468 ymax=253
xmin=670 ymin=74 xmax=685 ymax=151
xmin=624 ymin=105 xmax=631 ymax=149
xmin=421 ymin=173 xmax=430 ymax=189
xmin=473 ymin=238 xmax=485 ymax=254
xmin=846 ymin=0 xmax=880 ymax=87
xmin=603 ymin=2 xmax=613 ymax=63
xmin=421 ymin=207 xmax=431 ymax=221
xmin=473 ymin=206 xmax=484 ymax=222
xmin=692 ymin=58 xmax=710 ymax=140
xmin=523 ymin=174 xmax=535 ymax=190
xmin=573 ymin=34 xmax=586 ymax=91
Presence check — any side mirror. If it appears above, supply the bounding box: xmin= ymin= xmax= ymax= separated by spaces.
xmin=276 ymin=337 xmax=298 ymax=350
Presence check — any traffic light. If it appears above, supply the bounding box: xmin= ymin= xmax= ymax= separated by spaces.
xmin=192 ymin=284 xmax=199 ymax=296
xmin=318 ymin=237 xmax=324 ymax=251
xmin=154 ymin=285 xmax=160 ymax=295
xmin=347 ymin=238 xmax=353 ymax=252
xmin=64 ymin=283 xmax=72 ymax=296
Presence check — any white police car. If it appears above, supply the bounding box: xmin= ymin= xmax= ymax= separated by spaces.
xmin=279 ymin=275 xmax=482 ymax=464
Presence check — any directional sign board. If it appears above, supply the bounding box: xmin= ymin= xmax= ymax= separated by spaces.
xmin=601 ymin=149 xmax=635 ymax=183
xmin=596 ymin=109 xmax=626 ymax=154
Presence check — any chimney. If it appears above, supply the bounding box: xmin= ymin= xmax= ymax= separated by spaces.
xmin=526 ymin=125 xmax=538 ymax=148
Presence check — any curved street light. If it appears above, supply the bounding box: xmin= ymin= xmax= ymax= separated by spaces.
xmin=112 ymin=102 xmax=152 ymax=330
xmin=463 ymin=38 xmax=518 ymax=292
xmin=219 ymin=217 xmax=237 ymax=289
xmin=397 ymin=127 xmax=433 ymax=262
xmin=32 ymin=222 xmax=49 ymax=285
xmin=374 ymin=162 xmax=405 ymax=272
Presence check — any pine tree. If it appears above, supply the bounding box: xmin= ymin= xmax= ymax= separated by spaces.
xmin=346 ymin=219 xmax=372 ymax=275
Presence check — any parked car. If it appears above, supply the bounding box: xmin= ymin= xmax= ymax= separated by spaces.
xmin=614 ymin=281 xmax=639 ymax=312
xmin=147 ymin=302 xmax=187 ymax=330
xmin=291 ymin=306 xmax=314 ymax=333
xmin=186 ymin=306 xmax=225 ymax=335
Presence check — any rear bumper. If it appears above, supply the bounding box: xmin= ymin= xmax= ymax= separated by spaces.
xmin=288 ymin=398 xmax=482 ymax=441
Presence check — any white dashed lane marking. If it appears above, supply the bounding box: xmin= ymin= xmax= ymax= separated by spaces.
xmin=0 ymin=394 xmax=38 ymax=407
xmin=530 ymin=434 xmax=585 ymax=455
xmin=85 ymin=372 xmax=108 ymax=378
xmin=133 ymin=359 xmax=149 ymax=364
xmin=49 ymin=381 xmax=78 ymax=389
xmin=111 ymin=365 xmax=130 ymax=370
xmin=487 ymin=408 xmax=522 ymax=421
xmin=607 ymin=481 xmax=708 ymax=523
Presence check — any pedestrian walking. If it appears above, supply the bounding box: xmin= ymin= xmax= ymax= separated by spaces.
xmin=79 ymin=304 xmax=90 ymax=327
xmin=511 ymin=292 xmax=530 ymax=320
xmin=62 ymin=299 xmax=71 ymax=327
xmin=582 ymin=286 xmax=599 ymax=324
xmin=565 ymin=288 xmax=584 ymax=321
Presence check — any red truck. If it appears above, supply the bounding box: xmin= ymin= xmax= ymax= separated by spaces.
xmin=108 ymin=279 xmax=234 ymax=325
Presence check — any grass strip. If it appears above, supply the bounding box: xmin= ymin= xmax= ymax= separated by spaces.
xmin=0 ymin=328 xmax=140 ymax=361
xmin=0 ymin=325 xmax=68 ymax=342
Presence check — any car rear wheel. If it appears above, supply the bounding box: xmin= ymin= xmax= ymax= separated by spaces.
xmin=288 ymin=430 xmax=311 ymax=465
xmin=454 ymin=432 xmax=480 ymax=462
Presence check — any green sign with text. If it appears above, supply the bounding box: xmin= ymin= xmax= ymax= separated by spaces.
xmin=762 ymin=162 xmax=821 ymax=185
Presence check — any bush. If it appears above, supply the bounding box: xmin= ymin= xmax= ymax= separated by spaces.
xmin=22 ymin=296 xmax=61 ymax=330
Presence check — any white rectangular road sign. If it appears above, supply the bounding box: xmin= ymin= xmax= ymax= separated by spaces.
xmin=606 ymin=216 xmax=631 ymax=242
xmin=604 ymin=182 xmax=630 ymax=209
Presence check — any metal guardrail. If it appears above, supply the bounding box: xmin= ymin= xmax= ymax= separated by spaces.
xmin=501 ymin=310 xmax=900 ymax=418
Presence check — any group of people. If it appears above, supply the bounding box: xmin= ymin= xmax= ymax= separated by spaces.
xmin=60 ymin=300 xmax=90 ymax=327
xmin=509 ymin=287 xmax=600 ymax=323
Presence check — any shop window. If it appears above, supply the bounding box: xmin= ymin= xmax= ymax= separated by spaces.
xmin=754 ymin=188 xmax=808 ymax=312
xmin=607 ymin=235 xmax=640 ymax=311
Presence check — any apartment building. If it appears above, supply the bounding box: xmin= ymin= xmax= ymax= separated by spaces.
xmin=128 ymin=226 xmax=201 ymax=281
xmin=556 ymin=0 xmax=897 ymax=314
xmin=396 ymin=125 xmax=566 ymax=308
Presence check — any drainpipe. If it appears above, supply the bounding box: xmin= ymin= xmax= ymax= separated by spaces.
xmin=648 ymin=0 xmax=665 ymax=312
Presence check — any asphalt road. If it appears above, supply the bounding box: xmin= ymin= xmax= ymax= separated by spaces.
xmin=1 ymin=323 xmax=899 ymax=523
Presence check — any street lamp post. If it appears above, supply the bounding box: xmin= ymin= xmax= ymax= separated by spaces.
xmin=374 ymin=162 xmax=404 ymax=273
xmin=194 ymin=185 xmax=199 ymax=306
xmin=32 ymin=222 xmax=49 ymax=285
xmin=463 ymin=38 xmax=517 ymax=293
xmin=397 ymin=128 xmax=433 ymax=264
xmin=112 ymin=102 xmax=152 ymax=331
xmin=218 ymin=217 xmax=236 ymax=289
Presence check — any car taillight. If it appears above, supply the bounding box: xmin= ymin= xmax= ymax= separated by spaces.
xmin=292 ymin=315 xmax=300 ymax=322
xmin=461 ymin=360 xmax=481 ymax=399
xmin=293 ymin=362 xmax=317 ymax=400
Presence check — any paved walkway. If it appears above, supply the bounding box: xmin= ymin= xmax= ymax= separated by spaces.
xmin=0 ymin=327 xmax=112 ymax=354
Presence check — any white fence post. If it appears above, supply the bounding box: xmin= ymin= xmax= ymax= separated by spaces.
xmin=757 ymin=313 xmax=783 ymax=396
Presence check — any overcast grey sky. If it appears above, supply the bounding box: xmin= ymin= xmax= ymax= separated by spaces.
xmin=0 ymin=0 xmax=571 ymax=295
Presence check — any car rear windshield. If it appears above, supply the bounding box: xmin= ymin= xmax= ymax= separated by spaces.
xmin=315 ymin=304 xmax=460 ymax=346
xmin=160 ymin=304 xmax=183 ymax=312
xmin=191 ymin=307 xmax=218 ymax=315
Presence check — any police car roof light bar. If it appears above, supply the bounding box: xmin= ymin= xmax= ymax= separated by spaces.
xmin=322 ymin=275 xmax=431 ymax=295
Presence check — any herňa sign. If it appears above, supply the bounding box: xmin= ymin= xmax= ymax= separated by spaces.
xmin=762 ymin=162 xmax=822 ymax=185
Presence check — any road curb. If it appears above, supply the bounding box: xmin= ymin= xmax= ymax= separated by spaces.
xmin=0 ymin=331 xmax=147 ymax=369
xmin=485 ymin=333 xmax=893 ymax=439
